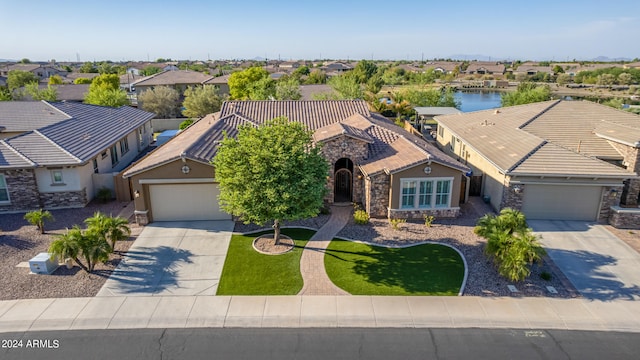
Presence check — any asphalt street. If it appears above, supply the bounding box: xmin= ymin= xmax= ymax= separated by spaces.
xmin=2 ymin=328 xmax=639 ymax=360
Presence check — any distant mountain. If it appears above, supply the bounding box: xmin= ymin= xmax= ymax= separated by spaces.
xmin=447 ymin=54 xmax=497 ymax=61
xmin=591 ymin=56 xmax=633 ymax=62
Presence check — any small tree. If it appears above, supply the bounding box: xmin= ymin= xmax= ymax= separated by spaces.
xmin=85 ymin=212 xmax=130 ymax=252
xmin=84 ymin=74 xmax=129 ymax=107
xmin=25 ymin=82 xmax=58 ymax=101
xmin=139 ymin=86 xmax=180 ymax=118
xmin=182 ymin=85 xmax=223 ymax=118
xmin=501 ymin=82 xmax=551 ymax=107
xmin=7 ymin=70 xmax=39 ymax=91
xmin=228 ymin=67 xmax=271 ymax=99
xmin=48 ymin=75 xmax=64 ymax=85
xmin=275 ymin=77 xmax=301 ymax=100
xmin=474 ymin=208 xmax=544 ymax=282
xmin=49 ymin=226 xmax=82 ymax=269
xmin=24 ymin=209 xmax=54 ymax=234
xmin=214 ymin=117 xmax=329 ymax=244
xmin=74 ymin=78 xmax=92 ymax=84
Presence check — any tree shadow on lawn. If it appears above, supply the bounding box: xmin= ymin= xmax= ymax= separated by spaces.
xmin=324 ymin=242 xmax=464 ymax=295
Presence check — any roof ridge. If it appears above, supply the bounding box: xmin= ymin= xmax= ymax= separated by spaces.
xmin=44 ymin=100 xmax=73 ymax=119
xmin=507 ymin=140 xmax=547 ymax=172
xmin=0 ymin=139 xmax=36 ymax=167
xmin=32 ymin=129 xmax=82 ymax=163
xmin=517 ymin=99 xmax=561 ymax=129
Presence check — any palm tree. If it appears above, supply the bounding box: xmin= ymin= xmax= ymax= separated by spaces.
xmin=79 ymin=231 xmax=111 ymax=272
xmin=85 ymin=212 xmax=130 ymax=252
xmin=24 ymin=209 xmax=54 ymax=234
xmin=49 ymin=226 xmax=83 ymax=271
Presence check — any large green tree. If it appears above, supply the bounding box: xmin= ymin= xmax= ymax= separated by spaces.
xmin=275 ymin=77 xmax=301 ymax=100
xmin=84 ymin=74 xmax=129 ymax=107
xmin=182 ymin=85 xmax=223 ymax=118
xmin=352 ymin=60 xmax=378 ymax=84
xmin=213 ymin=117 xmax=329 ymax=244
xmin=7 ymin=70 xmax=38 ymax=91
xmin=327 ymin=73 xmax=363 ymax=99
xmin=501 ymin=82 xmax=551 ymax=107
xmin=138 ymin=85 xmax=180 ymax=118
xmin=228 ymin=67 xmax=271 ymax=99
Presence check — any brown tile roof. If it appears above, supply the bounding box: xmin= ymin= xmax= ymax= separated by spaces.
xmin=131 ymin=70 xmax=213 ymax=87
xmin=124 ymin=100 xmax=469 ymax=178
xmin=203 ymin=74 xmax=230 ymax=85
xmin=436 ymin=100 xmax=640 ymax=178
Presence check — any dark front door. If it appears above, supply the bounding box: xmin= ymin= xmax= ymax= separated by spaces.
xmin=334 ymin=168 xmax=352 ymax=203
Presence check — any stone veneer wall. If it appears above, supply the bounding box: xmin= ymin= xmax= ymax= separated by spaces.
xmin=40 ymin=189 xmax=88 ymax=209
xmin=608 ymin=206 xmax=640 ymax=229
xmin=607 ymin=141 xmax=640 ymax=206
xmin=598 ymin=185 xmax=623 ymax=222
xmin=388 ymin=207 xmax=459 ymax=219
xmin=366 ymin=172 xmax=390 ymax=217
xmin=320 ymin=136 xmax=369 ymax=203
xmin=0 ymin=169 xmax=40 ymax=212
xmin=500 ymin=181 xmax=524 ymax=210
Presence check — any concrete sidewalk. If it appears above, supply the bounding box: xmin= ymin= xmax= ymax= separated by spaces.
xmin=1 ymin=296 xmax=639 ymax=333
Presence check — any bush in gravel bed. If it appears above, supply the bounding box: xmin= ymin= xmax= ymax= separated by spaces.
xmin=474 ymin=208 xmax=544 ymax=282
xmin=49 ymin=225 xmax=110 ymax=272
xmin=24 ymin=209 xmax=54 ymax=234
xmin=84 ymin=212 xmax=131 ymax=252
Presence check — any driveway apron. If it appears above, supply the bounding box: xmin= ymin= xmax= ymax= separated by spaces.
xmin=530 ymin=220 xmax=640 ymax=301
xmin=96 ymin=220 xmax=234 ymax=297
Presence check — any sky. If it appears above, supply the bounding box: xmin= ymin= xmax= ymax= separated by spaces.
xmin=2 ymin=0 xmax=639 ymax=62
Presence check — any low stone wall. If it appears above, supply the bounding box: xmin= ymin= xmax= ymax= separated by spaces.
xmin=608 ymin=206 xmax=640 ymax=229
xmin=40 ymin=189 xmax=88 ymax=209
xmin=388 ymin=207 xmax=460 ymax=219
xmin=0 ymin=169 xmax=40 ymax=213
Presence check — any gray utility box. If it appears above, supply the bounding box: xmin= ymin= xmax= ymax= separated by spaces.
xmin=29 ymin=253 xmax=59 ymax=274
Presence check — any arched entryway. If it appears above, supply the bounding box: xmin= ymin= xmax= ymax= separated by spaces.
xmin=334 ymin=158 xmax=353 ymax=203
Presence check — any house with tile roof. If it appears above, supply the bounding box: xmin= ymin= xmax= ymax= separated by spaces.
xmin=122 ymin=100 xmax=469 ymax=224
xmin=0 ymin=64 xmax=66 ymax=81
xmin=464 ymin=62 xmax=506 ymax=76
xmin=131 ymin=70 xmax=216 ymax=111
xmin=435 ymin=100 xmax=640 ymax=226
xmin=0 ymin=101 xmax=155 ymax=213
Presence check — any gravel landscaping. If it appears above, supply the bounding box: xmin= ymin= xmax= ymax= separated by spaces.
xmin=0 ymin=201 xmax=140 ymax=301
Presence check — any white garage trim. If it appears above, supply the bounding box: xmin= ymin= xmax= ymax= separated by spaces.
xmin=149 ymin=183 xmax=230 ymax=221
xmin=140 ymin=178 xmax=216 ymax=184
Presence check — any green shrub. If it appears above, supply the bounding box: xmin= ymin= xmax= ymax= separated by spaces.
xmin=474 ymin=208 xmax=544 ymax=282
xmin=24 ymin=209 xmax=54 ymax=234
xmin=540 ymin=271 xmax=552 ymax=281
xmin=96 ymin=187 xmax=112 ymax=203
xmin=390 ymin=218 xmax=406 ymax=231
xmin=354 ymin=209 xmax=370 ymax=225
xmin=179 ymin=119 xmax=194 ymax=130
xmin=424 ymin=215 xmax=435 ymax=227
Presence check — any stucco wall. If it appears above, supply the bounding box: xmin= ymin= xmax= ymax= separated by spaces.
xmin=389 ymin=162 xmax=463 ymax=209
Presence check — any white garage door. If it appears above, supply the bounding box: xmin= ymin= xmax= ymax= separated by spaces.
xmin=149 ymin=183 xmax=230 ymax=221
xmin=521 ymin=185 xmax=602 ymax=221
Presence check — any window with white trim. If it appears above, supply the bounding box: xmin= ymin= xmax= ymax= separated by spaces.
xmin=119 ymin=138 xmax=129 ymax=155
xmin=110 ymin=144 xmax=119 ymax=166
xmin=0 ymin=174 xmax=9 ymax=203
xmin=401 ymin=177 xmax=453 ymax=209
xmin=51 ymin=169 xmax=64 ymax=185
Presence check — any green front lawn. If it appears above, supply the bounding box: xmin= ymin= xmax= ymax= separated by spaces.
xmin=325 ymin=240 xmax=465 ymax=296
xmin=216 ymin=228 xmax=313 ymax=295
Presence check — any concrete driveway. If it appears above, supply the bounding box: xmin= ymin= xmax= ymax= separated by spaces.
xmin=530 ymin=220 xmax=640 ymax=301
xmin=97 ymin=220 xmax=234 ymax=297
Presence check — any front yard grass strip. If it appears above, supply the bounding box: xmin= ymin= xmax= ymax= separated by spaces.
xmin=216 ymin=228 xmax=313 ymax=295
xmin=325 ymin=240 xmax=464 ymax=295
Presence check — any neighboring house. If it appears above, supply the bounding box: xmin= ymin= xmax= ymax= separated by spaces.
xmin=0 ymin=76 xmax=6 ymax=87
xmin=424 ymin=61 xmax=462 ymax=75
xmin=64 ymin=72 xmax=100 ymax=83
xmin=131 ymin=70 xmax=214 ymax=98
xmin=465 ymin=62 xmax=506 ymax=76
xmin=19 ymin=84 xmax=90 ymax=102
xmin=0 ymin=101 xmax=155 ymax=213
xmin=435 ymin=100 xmax=640 ymax=226
xmin=278 ymin=61 xmax=301 ymax=70
xmin=123 ymin=100 xmax=469 ymax=225
xmin=321 ymin=61 xmax=354 ymax=76
xmin=0 ymin=64 xmax=66 ymax=80
xmin=512 ymin=65 xmax=553 ymax=77
xmin=203 ymin=74 xmax=230 ymax=96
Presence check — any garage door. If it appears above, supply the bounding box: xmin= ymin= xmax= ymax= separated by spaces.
xmin=521 ymin=185 xmax=602 ymax=221
xmin=149 ymin=183 xmax=230 ymax=221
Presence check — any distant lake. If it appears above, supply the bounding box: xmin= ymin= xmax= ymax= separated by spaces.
xmin=455 ymin=91 xmax=502 ymax=112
